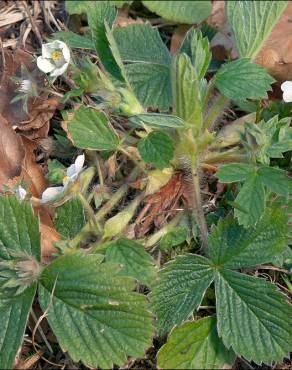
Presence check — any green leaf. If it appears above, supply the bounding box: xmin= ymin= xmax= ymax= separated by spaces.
xmin=52 ymin=31 xmax=94 ymax=50
xmin=0 ymin=196 xmax=40 ymax=261
xmin=215 ymin=58 xmax=274 ymax=101
xmin=179 ymin=29 xmax=211 ymax=79
xmin=143 ymin=1 xmax=212 ymax=25
xmin=38 ymin=254 xmax=154 ymax=369
xmin=226 ymin=1 xmax=287 ymax=59
xmin=110 ymin=24 xmax=172 ymax=109
xmin=172 ymin=53 xmax=203 ymax=126
xmin=216 ymin=163 xmax=255 ymax=183
xmin=0 ymin=285 xmax=36 ymax=369
xmin=129 ymin=113 xmax=185 ymax=129
xmin=55 ymin=198 xmax=85 ymax=239
xmin=215 ymin=269 xmax=292 ymax=364
xmin=65 ymin=0 xmax=90 ymax=14
xmin=137 ymin=131 xmax=174 ymax=169
xmin=150 ymin=254 xmax=214 ymax=334
xmin=234 ymin=172 xmax=265 ymax=227
xmin=208 ymin=207 xmax=287 ymax=269
xmin=46 ymin=159 xmax=66 ymax=185
xmin=105 ymin=238 xmax=157 ymax=286
xmin=66 ymin=106 xmax=119 ymax=150
xmin=258 ymin=166 xmax=290 ymax=197
xmin=157 ymin=316 xmax=235 ymax=369
xmin=160 ymin=226 xmax=188 ymax=250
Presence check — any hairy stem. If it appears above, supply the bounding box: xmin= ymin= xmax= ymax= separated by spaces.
xmin=203 ymin=94 xmax=229 ymax=131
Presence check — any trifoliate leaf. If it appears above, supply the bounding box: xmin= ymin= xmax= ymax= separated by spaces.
xmin=226 ymin=1 xmax=287 ymax=59
xmin=38 ymin=254 xmax=154 ymax=369
xmin=208 ymin=207 xmax=287 ymax=269
xmin=128 ymin=113 xmax=185 ymax=129
xmin=215 ymin=58 xmax=275 ymax=101
xmin=179 ymin=29 xmax=211 ymax=79
xmin=143 ymin=1 xmax=212 ymax=25
xmin=0 ymin=285 xmax=36 ymax=369
xmin=54 ymin=198 xmax=85 ymax=239
xmin=234 ymin=172 xmax=265 ymax=227
xmin=138 ymin=131 xmax=174 ymax=169
xmin=111 ymin=24 xmax=172 ymax=110
xmin=150 ymin=254 xmax=214 ymax=334
xmin=65 ymin=106 xmax=119 ymax=150
xmin=105 ymin=238 xmax=157 ymax=286
xmin=215 ymin=269 xmax=292 ymax=364
xmin=216 ymin=163 xmax=255 ymax=183
xmin=157 ymin=316 xmax=235 ymax=369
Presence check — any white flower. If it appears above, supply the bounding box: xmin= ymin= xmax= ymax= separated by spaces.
xmin=41 ymin=154 xmax=85 ymax=203
xmin=15 ymin=186 xmax=27 ymax=201
xmin=281 ymin=81 xmax=292 ymax=102
xmin=37 ymin=40 xmax=70 ymax=77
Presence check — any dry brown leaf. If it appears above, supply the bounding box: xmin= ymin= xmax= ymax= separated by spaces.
xmin=255 ymin=2 xmax=292 ymax=81
xmin=207 ymin=1 xmax=226 ymax=29
xmin=40 ymin=223 xmax=60 ymax=263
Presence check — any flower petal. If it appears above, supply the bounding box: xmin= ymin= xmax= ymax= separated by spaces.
xmin=49 ymin=62 xmax=69 ymax=77
xmin=41 ymin=186 xmax=64 ymax=203
xmin=37 ymin=56 xmax=55 ymax=73
xmin=281 ymin=81 xmax=292 ymax=92
xmin=66 ymin=164 xmax=76 ymax=179
xmin=60 ymin=43 xmax=70 ymax=63
xmin=283 ymin=89 xmax=292 ymax=102
xmin=41 ymin=43 xmax=54 ymax=58
xmin=74 ymin=154 xmax=85 ymax=175
xmin=16 ymin=186 xmax=27 ymax=201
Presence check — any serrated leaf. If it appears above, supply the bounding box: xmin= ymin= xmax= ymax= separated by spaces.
xmin=110 ymin=24 xmax=172 ymax=110
xmin=215 ymin=58 xmax=274 ymax=101
xmin=216 ymin=163 xmax=255 ymax=183
xmin=150 ymin=254 xmax=214 ymax=334
xmin=38 ymin=254 xmax=154 ymax=369
xmin=157 ymin=316 xmax=235 ymax=369
xmin=0 ymin=285 xmax=36 ymax=369
xmin=143 ymin=1 xmax=212 ymax=25
xmin=0 ymin=196 xmax=40 ymax=261
xmin=226 ymin=1 xmax=287 ymax=59
xmin=138 ymin=131 xmax=174 ymax=169
xmin=66 ymin=106 xmax=119 ymax=150
xmin=179 ymin=29 xmax=211 ymax=79
xmin=52 ymin=31 xmax=94 ymax=50
xmin=208 ymin=207 xmax=287 ymax=269
xmin=215 ymin=269 xmax=292 ymax=364
xmin=258 ymin=166 xmax=290 ymax=197
xmin=55 ymin=198 xmax=85 ymax=239
xmin=105 ymin=238 xmax=156 ymax=286
xmin=234 ymin=172 xmax=265 ymax=227
xmin=128 ymin=113 xmax=185 ymax=129
xmin=172 ymin=53 xmax=203 ymax=126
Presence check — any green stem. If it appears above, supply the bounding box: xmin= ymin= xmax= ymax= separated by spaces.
xmin=77 ymin=193 xmax=103 ymax=234
xmin=69 ymin=167 xmax=140 ymax=247
xmin=203 ymin=94 xmax=229 ymax=131
xmin=204 ymin=148 xmax=248 ymax=164
xmin=190 ymin=159 xmax=208 ymax=251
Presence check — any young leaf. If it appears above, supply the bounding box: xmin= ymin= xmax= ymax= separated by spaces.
xmin=172 ymin=53 xmax=203 ymax=126
xmin=0 ymin=285 xmax=36 ymax=369
xmin=215 ymin=58 xmax=275 ymax=101
xmin=157 ymin=316 xmax=235 ymax=369
xmin=234 ymin=172 xmax=265 ymax=227
xmin=208 ymin=207 xmax=287 ymax=269
xmin=179 ymin=29 xmax=211 ymax=79
xmin=65 ymin=106 xmax=119 ymax=151
xmin=54 ymin=198 xmax=85 ymax=239
xmin=110 ymin=24 xmax=172 ymax=109
xmin=129 ymin=113 xmax=185 ymax=129
xmin=150 ymin=254 xmax=214 ymax=334
xmin=138 ymin=131 xmax=174 ymax=169
xmin=143 ymin=1 xmax=212 ymax=25
xmin=38 ymin=253 xmax=154 ymax=369
xmin=105 ymin=238 xmax=157 ymax=286
xmin=215 ymin=269 xmax=292 ymax=364
xmin=226 ymin=1 xmax=287 ymax=59
xmin=216 ymin=163 xmax=255 ymax=183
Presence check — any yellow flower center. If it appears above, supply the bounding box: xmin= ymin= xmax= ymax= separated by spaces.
xmin=51 ymin=50 xmax=62 ymax=61
xmin=63 ymin=175 xmax=70 ymax=184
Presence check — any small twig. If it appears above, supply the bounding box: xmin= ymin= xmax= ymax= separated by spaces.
xmin=21 ymin=1 xmax=43 ymax=47
xmin=30 ymin=309 xmax=53 ymax=353
xmin=257 ymin=265 xmax=291 ymax=274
